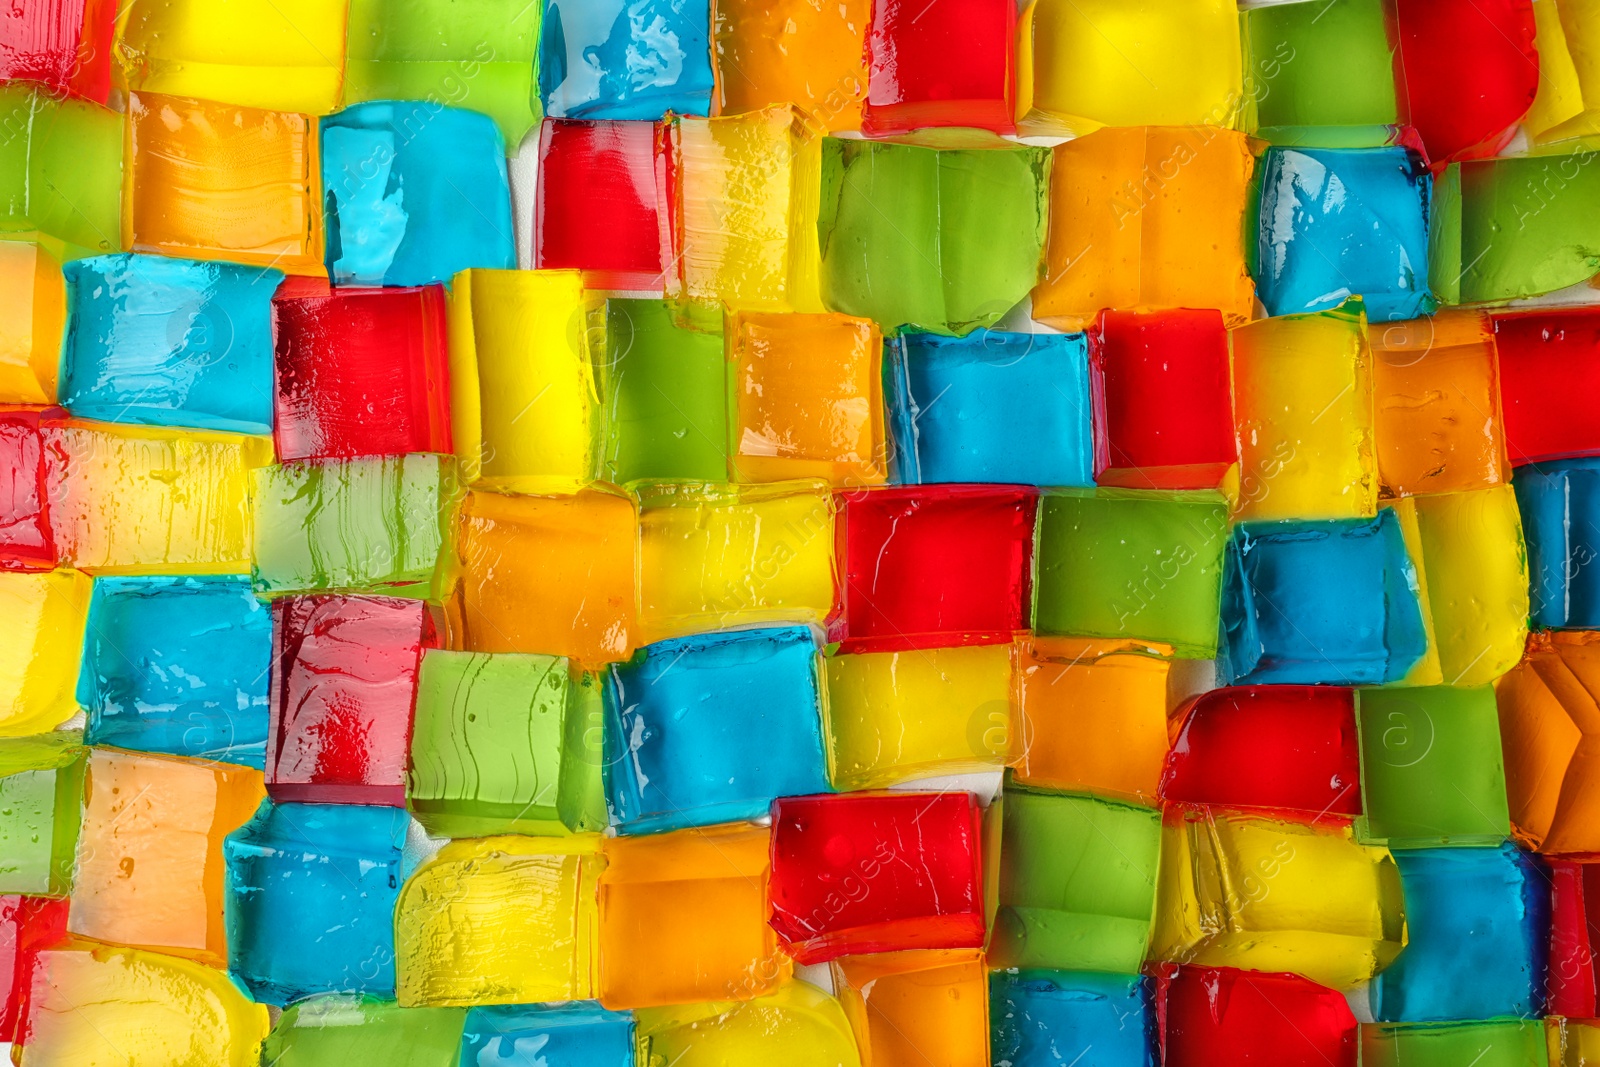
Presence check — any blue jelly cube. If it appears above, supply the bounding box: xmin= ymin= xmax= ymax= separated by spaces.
xmin=886 ymin=329 xmax=1094 ymax=487
xmin=223 ymin=800 xmax=410 ymax=1006
xmin=321 ymin=101 xmax=516 ymax=287
xmin=990 ymin=970 xmax=1154 ymax=1067
xmin=1253 ymin=145 xmax=1434 ymax=323
xmin=1220 ymin=509 xmax=1428 ymax=685
xmin=1370 ymin=844 xmax=1549 ymax=1023
xmin=77 ymin=575 xmax=271 ymax=768
xmin=59 ymin=254 xmax=280 ymax=433
xmin=538 ymin=0 xmax=714 ymax=120
xmin=1514 ymin=458 xmax=1600 ymax=630
xmin=603 ymin=626 xmax=831 ymax=834
xmin=459 ymin=1003 xmax=635 ymax=1066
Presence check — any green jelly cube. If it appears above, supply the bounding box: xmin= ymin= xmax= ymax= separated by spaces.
xmin=1033 ymin=489 xmax=1230 ymax=658
xmin=818 ymin=136 xmax=1050 ymax=337
xmin=1356 ymin=686 xmax=1510 ymax=848
xmin=1362 ymin=1020 xmax=1549 ymax=1067
xmin=0 ymin=732 xmax=85 ymax=895
xmin=991 ymin=786 xmax=1161 ymax=972
xmin=0 ymin=85 xmax=122 ymax=253
xmin=602 ymin=300 xmax=728 ymax=485
xmin=408 ymin=650 xmax=605 ymax=837
xmin=252 ymin=454 xmax=459 ymax=598
xmin=1242 ymin=0 xmax=1398 ymax=134
xmin=262 ymin=995 xmax=467 ymax=1066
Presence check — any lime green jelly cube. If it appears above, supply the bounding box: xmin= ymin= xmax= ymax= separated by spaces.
xmin=0 ymin=84 xmax=122 ymax=253
xmin=603 ymin=300 xmax=728 ymax=485
xmin=0 ymin=732 xmax=85 ymax=895
xmin=262 ymin=995 xmax=467 ymax=1066
xmin=1362 ymin=1020 xmax=1549 ymax=1067
xmin=1243 ymin=0 xmax=1398 ymax=134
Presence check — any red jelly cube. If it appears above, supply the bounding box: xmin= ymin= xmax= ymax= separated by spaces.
xmin=0 ymin=407 xmax=58 ymax=571
xmin=534 ymin=119 xmax=666 ymax=291
xmin=0 ymin=895 xmax=69 ymax=1043
xmin=267 ymin=595 xmax=438 ymax=806
xmin=836 ymin=484 xmax=1037 ymax=653
xmin=1093 ymin=310 xmax=1237 ymax=490
xmin=768 ymin=792 xmax=985 ymax=964
xmin=272 ymin=281 xmax=453 ymax=461
xmin=1160 ymin=686 xmax=1360 ymax=819
xmin=1492 ymin=310 xmax=1600 ymax=465
xmin=861 ymin=0 xmax=1016 ymax=136
xmin=1157 ymin=965 xmax=1357 ymax=1067
xmin=0 ymin=0 xmax=116 ymax=103
xmin=1549 ymin=860 xmax=1600 ymax=1017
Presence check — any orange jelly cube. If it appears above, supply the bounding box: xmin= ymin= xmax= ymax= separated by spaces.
xmin=0 ymin=241 xmax=64 ymax=404
xmin=711 ymin=0 xmax=871 ymax=131
xmin=1497 ymin=631 xmax=1600 ymax=855
xmin=831 ymin=949 xmax=990 ymax=1067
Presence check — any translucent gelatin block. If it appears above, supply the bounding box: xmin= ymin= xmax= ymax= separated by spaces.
xmin=453 ymin=488 xmax=637 ymax=664
xmin=323 ymin=102 xmax=513 ymax=287
xmin=1033 ymin=489 xmax=1229 ymax=658
xmin=990 ymin=970 xmax=1153 ymax=1067
xmin=0 ymin=733 xmax=83 ymax=894
xmin=539 ymin=0 xmax=714 ymax=120
xmin=0 ymin=0 xmax=115 ymax=103
xmin=886 ymin=329 xmax=1093 ymax=487
xmin=1036 ymin=128 xmax=1255 ymax=332
xmin=1549 ymin=859 xmax=1600 ymax=1017
xmin=1527 ymin=0 xmax=1600 ymax=144
xmin=832 ymin=949 xmax=989 ymax=1067
xmin=261 ymin=995 xmax=467 ymax=1067
xmin=604 ymin=627 xmax=830 ymax=834
xmin=0 ymin=242 xmax=65 ymax=404
xmin=535 ymin=119 xmax=666 ymax=291
xmin=0 ymin=571 xmax=88 ymax=737
xmin=117 ymin=0 xmax=346 ymax=115
xmin=711 ymin=0 xmax=869 ymax=131
xmin=410 ymin=649 xmax=605 ymax=837
xmin=0 ymin=408 xmax=55 ymax=571
xmin=79 ymin=576 xmax=270 ymax=768
xmin=124 ymin=93 xmax=322 ymax=274
xmin=1241 ymin=0 xmax=1398 ymax=136
xmin=634 ymin=983 xmax=862 ymax=1067
xmin=1157 ymin=965 xmax=1357 ymax=1067
xmin=667 ymin=106 xmax=822 ymax=313
xmin=273 ymin=282 xmax=452 ymax=460
xmin=769 ymin=792 xmax=985 ymax=964
xmin=1230 ymin=304 xmax=1376 ymax=522
xmin=396 ymin=835 xmax=602 ymax=1007
xmin=448 ymin=269 xmax=604 ymax=493
xmin=598 ymin=824 xmax=786 ymax=1009
xmin=818 ymin=135 xmax=1049 ymax=335
xmin=602 ymin=300 xmax=727 ymax=485
xmin=459 ymin=1003 xmax=634 ymax=1067
xmin=637 ymin=480 xmax=834 ymax=644
xmin=1494 ymin=309 xmax=1600 ymax=466
xmin=1497 ymin=632 xmax=1600 ymax=854
xmin=68 ymin=748 xmax=265 ymax=965
xmin=0 ymin=894 xmax=69 ymax=1042
xmin=21 ymin=941 xmax=269 ymax=1066
xmin=1554 ymin=1017 xmax=1600 ymax=1067
xmin=1519 ymin=460 xmax=1600 ymax=629
xmin=60 ymin=254 xmax=280 ymax=433
xmin=1016 ymin=0 xmax=1242 ymax=135
xmin=861 ymin=0 xmax=1015 ymax=135
xmin=1363 ymin=1020 xmax=1551 ymax=1067
xmin=0 ymin=84 xmax=121 ymax=253
xmin=991 ymin=787 xmax=1161 ymax=973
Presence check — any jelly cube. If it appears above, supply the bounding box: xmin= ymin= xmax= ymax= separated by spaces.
xmin=253 ymin=454 xmax=457 ymax=597
xmin=539 ymin=0 xmax=714 ymax=120
xmin=1241 ymin=0 xmax=1398 ymax=135
xmin=1033 ymin=489 xmax=1229 ymax=658
xmin=224 ymin=800 xmax=408 ymax=1005
xmin=0 ymin=571 xmax=88 ymax=737
xmin=838 ymin=484 xmax=1037 ymax=653
xmin=832 ymin=949 xmax=989 ymax=1067
xmin=0 ymin=84 xmax=121 ymax=253
xmin=824 ymin=643 xmax=1011 ymax=791
xmin=1151 ymin=808 xmax=1406 ymax=990
xmin=604 ymin=627 xmax=830 ymax=834
xmin=535 ymin=119 xmax=665 ymax=290
xmin=409 ymin=649 xmax=605 ymax=837
xmin=1157 ymin=965 xmax=1358 ymax=1067
xmin=992 ymin=787 xmax=1161 ymax=972
xmin=728 ymin=310 xmax=886 ymax=485
xmin=1527 ymin=0 xmax=1600 ymax=145
xmin=0 ymin=733 xmax=83 ymax=895
xmin=273 ymin=283 xmax=452 ymax=461
xmin=261 ymin=995 xmax=467 ymax=1067
xmin=1011 ymin=637 xmax=1171 ymax=801
xmin=598 ymin=824 xmax=786 ymax=1009
xmin=1519 ymin=460 xmax=1600 ymax=629
xmin=1371 ymin=844 xmax=1547 ymax=1021
xmin=1035 ymin=128 xmax=1255 ymax=331
xmin=1161 ymin=686 xmax=1361 ymax=818
xmin=638 ymin=480 xmax=835 ymax=644
xmin=117 ymin=0 xmax=346 ymax=115
xmin=124 ymin=93 xmax=322 ymax=274
xmin=770 ymin=791 xmax=985 ymax=964
xmin=1230 ymin=303 xmax=1376 ymax=522
xmin=1220 ymin=512 xmax=1429 ymax=686
xmin=448 ymin=268 xmax=604 ymax=493
xmin=819 ymin=135 xmax=1048 ymax=335
xmin=0 ymin=408 xmax=56 ymax=571
xmin=710 ymin=0 xmax=869 ymax=131
xmin=886 ymin=329 xmax=1093 ymax=487
xmin=1498 ymin=632 xmax=1600 ymax=854
xmin=460 ymin=1003 xmax=634 ymax=1067
xmin=1553 ymin=1017 xmax=1600 ymax=1067
xmin=1493 ymin=309 xmax=1600 ymax=465
xmin=990 ymin=969 xmax=1153 ymax=1067
xmin=0 ymin=0 xmax=115 ymax=103
xmin=1549 ymin=859 xmax=1600 ymax=1017
xmin=0 ymin=242 xmax=65 ymax=404
xmin=78 ymin=576 xmax=270 ymax=768
xmin=453 ymin=487 xmax=637 ymax=664
xmin=68 ymin=747 xmax=265 ymax=964
xmin=861 ymin=0 xmax=1014 ymax=135
xmin=396 ymin=835 xmax=601 ymax=1007
xmin=0 ymin=894 xmax=68 ymax=1043
xmin=634 ymin=982 xmax=862 ymax=1067
xmin=1362 ymin=1020 xmax=1550 ymax=1067
xmin=322 ymin=101 xmax=513 ymax=286
xmin=602 ymin=299 xmax=728 ymax=484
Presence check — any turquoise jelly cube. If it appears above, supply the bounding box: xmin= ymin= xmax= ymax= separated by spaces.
xmin=460 ymin=1003 xmax=635 ymax=1066
xmin=538 ymin=0 xmax=713 ymax=120
xmin=989 ymin=970 xmax=1154 ymax=1067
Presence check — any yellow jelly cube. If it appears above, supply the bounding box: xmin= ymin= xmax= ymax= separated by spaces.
xmin=1526 ymin=0 xmax=1600 ymax=143
xmin=824 ymin=644 xmax=1012 ymax=791
xmin=395 ymin=835 xmax=602 ymax=1007
xmin=1553 ymin=1016 xmax=1600 ymax=1066
xmin=0 ymin=241 xmax=64 ymax=404
xmin=831 ymin=949 xmax=989 ymax=1067
xmin=44 ymin=421 xmax=269 ymax=574
xmin=638 ymin=480 xmax=837 ymax=644
xmin=636 ymin=981 xmax=862 ymax=1067
xmin=448 ymin=269 xmax=606 ymax=493
xmin=0 ymin=569 xmax=90 ymax=737
xmin=1231 ymin=302 xmax=1377 ymax=522
xmin=118 ymin=0 xmax=347 ymax=115
xmin=668 ymin=105 xmax=823 ymax=313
